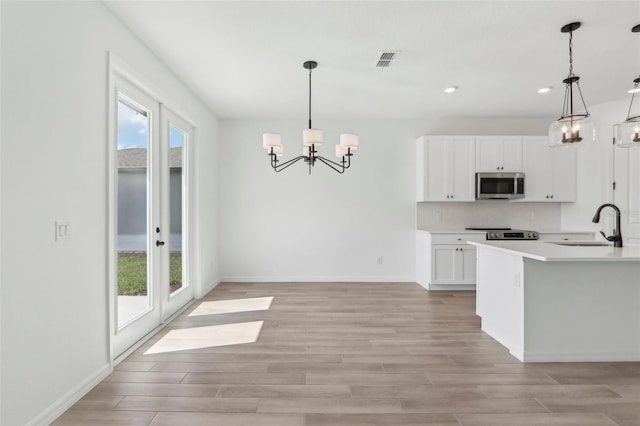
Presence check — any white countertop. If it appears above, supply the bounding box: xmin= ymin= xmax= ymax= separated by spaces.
xmin=417 ymin=229 xmax=486 ymax=235
xmin=417 ymin=229 xmax=595 ymax=235
xmin=468 ymin=240 xmax=640 ymax=262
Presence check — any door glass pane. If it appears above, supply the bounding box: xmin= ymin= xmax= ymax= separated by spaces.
xmin=117 ymin=97 xmax=150 ymax=327
xmin=169 ymin=125 xmax=185 ymax=295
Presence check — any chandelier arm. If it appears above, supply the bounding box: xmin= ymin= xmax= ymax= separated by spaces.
xmin=270 ymin=155 xmax=306 ymax=172
xmin=317 ymin=155 xmax=351 ymax=169
xmin=316 ymin=156 xmax=347 ymax=174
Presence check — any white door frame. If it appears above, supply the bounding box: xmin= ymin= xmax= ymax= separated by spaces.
xmin=160 ymin=106 xmax=194 ymax=320
xmin=107 ymin=54 xmax=197 ymax=361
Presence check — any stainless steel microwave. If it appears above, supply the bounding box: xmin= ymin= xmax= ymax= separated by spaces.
xmin=476 ymin=172 xmax=525 ymax=200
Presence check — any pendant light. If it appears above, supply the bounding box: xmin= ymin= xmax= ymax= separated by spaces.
xmin=549 ymin=22 xmax=594 ymax=147
xmin=615 ymin=24 xmax=640 ymax=148
xmin=262 ymin=60 xmax=359 ymax=174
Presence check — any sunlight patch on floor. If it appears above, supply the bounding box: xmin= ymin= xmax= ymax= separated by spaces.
xmin=188 ymin=296 xmax=274 ymax=316
xmin=143 ymin=321 xmax=264 ymax=355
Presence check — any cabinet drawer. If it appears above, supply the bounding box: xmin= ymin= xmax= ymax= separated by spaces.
xmin=430 ymin=233 xmax=486 ymax=245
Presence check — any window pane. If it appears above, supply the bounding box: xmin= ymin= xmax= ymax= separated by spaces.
xmin=169 ymin=125 xmax=185 ymax=295
xmin=117 ymin=97 xmax=150 ymax=327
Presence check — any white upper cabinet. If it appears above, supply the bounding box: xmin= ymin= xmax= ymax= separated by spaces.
xmin=476 ymin=136 xmax=523 ymax=172
xmin=416 ymin=136 xmax=475 ymax=202
xmin=522 ymin=136 xmax=576 ymax=202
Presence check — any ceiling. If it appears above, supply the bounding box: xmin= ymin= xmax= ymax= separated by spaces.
xmin=104 ymin=1 xmax=640 ymax=120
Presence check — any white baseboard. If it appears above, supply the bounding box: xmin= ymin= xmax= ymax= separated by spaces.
xmin=28 ymin=363 xmax=111 ymax=426
xmin=219 ymin=276 xmax=416 ymax=283
xmin=521 ymin=351 xmax=640 ymax=363
xmin=427 ymin=284 xmax=476 ymax=291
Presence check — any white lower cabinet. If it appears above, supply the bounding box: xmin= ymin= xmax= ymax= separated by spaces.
xmin=432 ymin=245 xmax=476 ymax=285
xmin=417 ymin=232 xmax=486 ymax=290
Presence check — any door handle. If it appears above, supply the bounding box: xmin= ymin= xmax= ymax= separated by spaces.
xmin=156 ymin=240 xmax=165 ymax=247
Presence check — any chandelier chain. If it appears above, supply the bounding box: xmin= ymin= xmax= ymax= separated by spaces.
xmin=568 ymin=30 xmax=573 ymax=77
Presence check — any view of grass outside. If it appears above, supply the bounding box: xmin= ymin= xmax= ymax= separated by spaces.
xmin=118 ymin=252 xmax=182 ymax=295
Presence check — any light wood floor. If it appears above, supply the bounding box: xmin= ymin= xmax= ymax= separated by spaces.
xmin=55 ymin=283 xmax=640 ymax=425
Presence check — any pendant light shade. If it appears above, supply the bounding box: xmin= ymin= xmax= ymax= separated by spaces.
xmin=549 ymin=22 xmax=594 ymax=147
xmin=616 ymin=77 xmax=640 ymax=147
xmin=615 ymin=25 xmax=640 ymax=148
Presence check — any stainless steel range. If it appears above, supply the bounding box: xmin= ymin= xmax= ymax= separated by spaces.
xmin=465 ymin=227 xmax=539 ymax=240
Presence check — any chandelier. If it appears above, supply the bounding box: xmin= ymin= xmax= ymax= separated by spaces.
xmin=615 ymin=24 xmax=640 ymax=148
xmin=549 ymin=22 xmax=594 ymax=147
xmin=262 ymin=60 xmax=359 ymax=174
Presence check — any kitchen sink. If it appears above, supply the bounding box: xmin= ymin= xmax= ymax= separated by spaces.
xmin=549 ymin=241 xmax=612 ymax=247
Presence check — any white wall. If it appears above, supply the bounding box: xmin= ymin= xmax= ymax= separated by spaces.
xmin=561 ymin=98 xmax=640 ymax=242
xmin=0 ymin=2 xmax=219 ymax=424
xmin=220 ymin=119 xmax=417 ymax=282
xmin=219 ymin=117 xmax=550 ymax=282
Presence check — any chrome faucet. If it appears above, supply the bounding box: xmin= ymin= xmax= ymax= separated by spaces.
xmin=592 ymin=203 xmax=623 ymax=247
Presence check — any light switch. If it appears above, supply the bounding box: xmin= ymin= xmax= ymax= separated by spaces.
xmin=55 ymin=221 xmax=71 ymax=241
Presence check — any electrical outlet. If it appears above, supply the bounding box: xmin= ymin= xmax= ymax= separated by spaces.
xmin=377 ymin=256 xmax=383 ymax=265
xmin=55 ymin=221 xmax=71 ymax=241
xmin=435 ymin=211 xmax=443 ymax=221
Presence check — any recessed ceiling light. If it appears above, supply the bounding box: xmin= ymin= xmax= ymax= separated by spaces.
xmin=444 ymin=86 xmax=458 ymax=93
xmin=628 ymin=87 xmax=640 ymax=94
xmin=537 ymin=87 xmax=552 ymax=94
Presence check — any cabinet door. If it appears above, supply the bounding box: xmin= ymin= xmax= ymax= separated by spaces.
xmin=476 ymin=136 xmax=522 ymax=172
xmin=550 ymin=146 xmax=577 ymax=202
xmin=432 ymin=245 xmax=476 ymax=285
xmin=476 ymin=136 xmax=501 ymax=172
xmin=501 ymin=136 xmax=523 ymax=172
xmin=522 ymin=136 xmax=552 ymax=201
xmin=459 ymin=246 xmax=477 ymax=283
xmin=431 ymin=245 xmax=457 ymax=284
xmin=417 ymin=137 xmax=449 ymax=201
xmin=450 ymin=137 xmax=476 ymax=201
xmin=418 ymin=136 xmax=474 ymax=202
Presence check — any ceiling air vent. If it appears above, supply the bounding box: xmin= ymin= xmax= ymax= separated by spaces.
xmin=375 ymin=50 xmax=400 ymax=68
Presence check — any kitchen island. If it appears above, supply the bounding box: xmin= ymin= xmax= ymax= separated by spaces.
xmin=469 ymin=240 xmax=640 ymax=362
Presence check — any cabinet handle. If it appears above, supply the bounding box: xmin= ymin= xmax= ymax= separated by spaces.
xmin=550 ymin=195 xmax=554 ymax=199
xmin=546 ymin=195 xmax=549 ymax=199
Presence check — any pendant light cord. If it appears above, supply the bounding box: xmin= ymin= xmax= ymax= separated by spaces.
xmin=308 ymin=67 xmax=312 ymax=129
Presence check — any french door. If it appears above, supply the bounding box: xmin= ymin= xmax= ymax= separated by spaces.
xmin=111 ymin=75 xmax=193 ymax=358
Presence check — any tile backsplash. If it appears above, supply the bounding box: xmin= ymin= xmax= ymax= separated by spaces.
xmin=417 ymin=201 xmax=561 ymax=231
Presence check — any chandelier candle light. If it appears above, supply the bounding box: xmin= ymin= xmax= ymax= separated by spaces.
xmin=262 ymin=60 xmax=359 ymax=174
xmin=549 ymin=21 xmax=594 ymax=147
xmin=615 ymin=24 xmax=640 ymax=148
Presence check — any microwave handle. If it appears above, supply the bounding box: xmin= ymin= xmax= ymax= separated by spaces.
xmin=516 ymin=177 xmax=524 ymax=195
